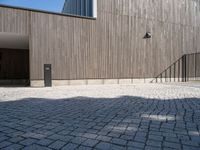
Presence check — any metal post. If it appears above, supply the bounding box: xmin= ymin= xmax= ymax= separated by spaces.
xmin=178 ymin=59 xmax=180 ymax=82
xmin=160 ymin=74 xmax=162 ymax=83
xmin=174 ymin=63 xmax=176 ymax=82
xmin=182 ymin=55 xmax=187 ymax=82
xmin=195 ymin=53 xmax=197 ymax=79
xmin=169 ymin=66 xmax=171 ymax=82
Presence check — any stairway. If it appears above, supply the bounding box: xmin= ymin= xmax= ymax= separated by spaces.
xmin=151 ymin=52 xmax=200 ymax=83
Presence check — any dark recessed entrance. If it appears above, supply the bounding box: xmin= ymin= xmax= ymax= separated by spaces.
xmin=0 ymin=49 xmax=29 ymax=86
xmin=0 ymin=32 xmax=29 ymax=86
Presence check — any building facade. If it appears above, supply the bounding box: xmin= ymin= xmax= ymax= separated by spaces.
xmin=0 ymin=0 xmax=200 ymax=86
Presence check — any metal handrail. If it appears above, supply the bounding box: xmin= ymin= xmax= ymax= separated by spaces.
xmin=151 ymin=52 xmax=200 ymax=83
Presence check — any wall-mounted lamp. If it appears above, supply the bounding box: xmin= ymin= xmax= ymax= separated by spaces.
xmin=144 ymin=32 xmax=152 ymax=39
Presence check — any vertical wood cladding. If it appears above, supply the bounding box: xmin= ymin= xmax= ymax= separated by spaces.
xmin=1 ymin=0 xmax=200 ymax=80
xmin=0 ymin=7 xmax=29 ymax=34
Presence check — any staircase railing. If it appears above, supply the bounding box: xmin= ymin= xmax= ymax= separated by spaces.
xmin=151 ymin=52 xmax=200 ymax=83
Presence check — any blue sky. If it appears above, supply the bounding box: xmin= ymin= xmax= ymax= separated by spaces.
xmin=0 ymin=0 xmax=66 ymax=12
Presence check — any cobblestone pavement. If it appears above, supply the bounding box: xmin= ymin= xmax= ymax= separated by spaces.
xmin=0 ymin=83 xmax=200 ymax=150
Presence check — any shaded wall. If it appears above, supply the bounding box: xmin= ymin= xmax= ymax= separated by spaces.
xmin=0 ymin=0 xmax=200 ymax=80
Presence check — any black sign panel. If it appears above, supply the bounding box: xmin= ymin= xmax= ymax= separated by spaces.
xmin=44 ymin=64 xmax=52 ymax=87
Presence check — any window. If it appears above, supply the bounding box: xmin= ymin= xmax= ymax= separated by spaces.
xmin=0 ymin=0 xmax=97 ymax=18
xmin=63 ymin=0 xmax=97 ymax=18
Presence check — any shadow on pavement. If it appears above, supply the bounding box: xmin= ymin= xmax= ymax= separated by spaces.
xmin=0 ymin=96 xmax=200 ymax=149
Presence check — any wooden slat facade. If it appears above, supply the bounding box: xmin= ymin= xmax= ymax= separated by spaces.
xmin=0 ymin=0 xmax=200 ymax=80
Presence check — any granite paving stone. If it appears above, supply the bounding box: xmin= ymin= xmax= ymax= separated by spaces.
xmin=48 ymin=140 xmax=66 ymax=149
xmin=2 ymin=144 xmax=23 ymax=150
xmin=61 ymin=143 xmax=78 ymax=150
xmin=0 ymin=84 xmax=200 ymax=150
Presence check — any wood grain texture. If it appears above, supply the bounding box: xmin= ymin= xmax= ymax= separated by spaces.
xmin=0 ymin=7 xmax=29 ymax=35
xmin=0 ymin=0 xmax=200 ymax=80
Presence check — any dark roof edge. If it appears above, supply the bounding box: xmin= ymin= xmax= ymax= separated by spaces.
xmin=0 ymin=4 xmax=96 ymax=20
